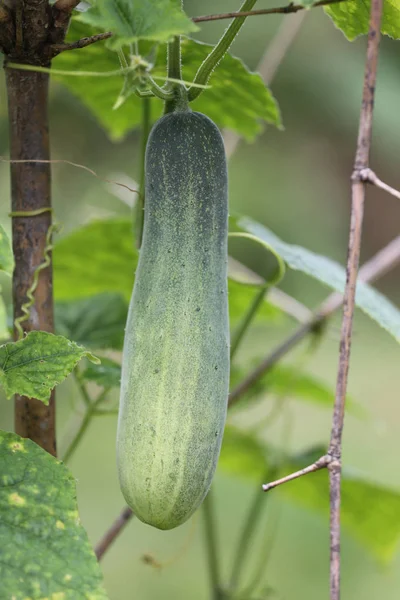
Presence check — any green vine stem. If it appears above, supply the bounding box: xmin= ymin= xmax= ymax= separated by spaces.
xmin=9 ymin=214 xmax=60 ymax=339
xmin=228 ymin=468 xmax=277 ymax=593
xmin=203 ymin=490 xmax=224 ymax=600
xmin=229 ymin=232 xmax=286 ymax=360
xmin=230 ymin=284 xmax=268 ymax=360
xmin=164 ymin=35 xmax=189 ymax=113
xmin=188 ymin=0 xmax=259 ymax=102
xmin=62 ymin=375 xmax=110 ymax=464
xmin=135 ymin=97 xmax=152 ymax=249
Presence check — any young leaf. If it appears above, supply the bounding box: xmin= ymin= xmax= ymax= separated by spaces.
xmin=77 ymin=0 xmax=198 ymax=49
xmin=238 ymin=217 xmax=400 ymax=342
xmin=0 ymin=332 xmax=99 ymax=404
xmin=53 ymin=219 xmax=138 ymax=301
xmin=55 ymin=293 xmax=128 ymax=350
xmin=82 ymin=356 xmax=122 ymax=388
xmin=325 ymin=0 xmax=400 ymax=41
xmin=0 ymin=430 xmax=108 ymax=598
xmin=0 ymin=224 xmax=13 ymax=275
xmin=53 ymin=22 xmax=281 ymax=141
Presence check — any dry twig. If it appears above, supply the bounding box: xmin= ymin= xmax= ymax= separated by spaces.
xmin=192 ymin=0 xmax=346 ymax=23
xmin=95 ymin=507 xmax=134 ymax=560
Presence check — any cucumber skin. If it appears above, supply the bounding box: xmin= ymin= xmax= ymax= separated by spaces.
xmin=117 ymin=110 xmax=230 ymax=530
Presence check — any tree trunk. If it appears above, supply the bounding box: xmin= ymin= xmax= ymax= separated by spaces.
xmin=6 ymin=67 xmax=56 ymax=456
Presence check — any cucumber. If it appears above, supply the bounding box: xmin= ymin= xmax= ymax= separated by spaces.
xmin=117 ymin=110 xmax=230 ymax=530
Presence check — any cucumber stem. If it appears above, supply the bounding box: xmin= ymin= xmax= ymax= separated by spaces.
xmin=164 ymin=35 xmax=189 ymax=113
xmin=135 ymin=97 xmax=151 ymax=249
xmin=188 ymin=0 xmax=259 ymax=102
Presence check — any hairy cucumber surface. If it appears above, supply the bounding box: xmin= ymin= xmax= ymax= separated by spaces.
xmin=117 ymin=110 xmax=230 ymax=530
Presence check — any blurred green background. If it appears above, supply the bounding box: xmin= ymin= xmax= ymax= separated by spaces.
xmin=1 ymin=1 xmax=400 ymax=598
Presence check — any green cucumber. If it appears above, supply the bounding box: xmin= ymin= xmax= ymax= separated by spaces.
xmin=117 ymin=109 xmax=230 ymax=530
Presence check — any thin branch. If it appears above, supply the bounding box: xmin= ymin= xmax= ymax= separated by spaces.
xmin=360 ymin=167 xmax=400 ymax=201
xmin=192 ymin=0 xmax=346 ymax=23
xmin=262 ymin=455 xmax=330 ymax=492
xmin=95 ymin=507 xmax=134 ymax=561
xmin=229 ymin=233 xmax=400 ymax=407
xmin=328 ymin=0 xmax=383 ymax=597
xmin=51 ymin=32 xmax=113 ymax=55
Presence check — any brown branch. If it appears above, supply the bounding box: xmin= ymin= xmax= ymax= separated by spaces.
xmin=360 ymin=167 xmax=400 ymax=201
xmin=262 ymin=455 xmax=331 ymax=491
xmin=328 ymin=0 xmax=383 ymax=596
xmin=95 ymin=507 xmax=134 ymax=561
xmin=51 ymin=0 xmax=82 ymax=45
xmin=6 ymin=68 xmax=56 ymax=456
xmin=51 ymin=32 xmax=113 ymax=55
xmin=192 ymin=0 xmax=346 ymax=23
xmin=229 ymin=232 xmax=400 ymax=407
xmin=53 ymin=0 xmax=80 ymax=10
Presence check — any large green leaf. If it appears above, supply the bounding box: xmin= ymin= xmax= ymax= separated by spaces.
xmin=0 ymin=224 xmax=13 ymax=275
xmin=229 ymin=279 xmax=283 ymax=324
xmin=0 ymin=332 xmax=99 ymax=404
xmin=325 ymin=0 xmax=400 ymax=41
xmin=219 ymin=428 xmax=400 ymax=561
xmin=53 ymin=219 xmax=138 ymax=301
xmin=55 ymin=293 xmax=128 ymax=350
xmin=77 ymin=0 xmax=198 ymax=49
xmin=53 ymin=22 xmax=280 ymax=141
xmin=219 ymin=426 xmax=269 ymax=482
xmin=82 ymin=356 xmax=122 ymax=388
xmin=238 ymin=217 xmax=400 ymax=343
xmin=230 ymin=364 xmax=338 ymax=409
xmin=0 ymin=430 xmax=108 ymax=598
xmin=179 ymin=38 xmax=281 ymax=140
xmin=54 ymin=218 xmax=284 ymax=331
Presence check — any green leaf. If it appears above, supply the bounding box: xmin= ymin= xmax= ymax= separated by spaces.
xmin=220 ymin=429 xmax=400 ymax=560
xmin=179 ymin=38 xmax=282 ymax=140
xmin=82 ymin=356 xmax=121 ymax=388
xmin=54 ymin=23 xmax=281 ymax=141
xmin=0 ymin=331 xmax=99 ymax=404
xmin=53 ymin=218 xmax=138 ymax=301
xmin=284 ymin=447 xmax=400 ymax=562
xmin=53 ymin=21 xmax=143 ymax=141
xmin=325 ymin=0 xmax=400 ymax=41
xmin=0 ymin=430 xmax=108 ymax=598
xmin=53 ymin=218 xmax=283 ymax=331
xmin=229 ymin=279 xmax=283 ymax=324
xmin=230 ymin=363 xmax=335 ymax=406
xmin=77 ymin=0 xmax=198 ymax=49
xmin=55 ymin=293 xmax=128 ymax=350
xmin=238 ymin=217 xmax=400 ymax=342
xmin=219 ymin=426 xmax=269 ymax=482
xmin=0 ymin=224 xmax=13 ymax=275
